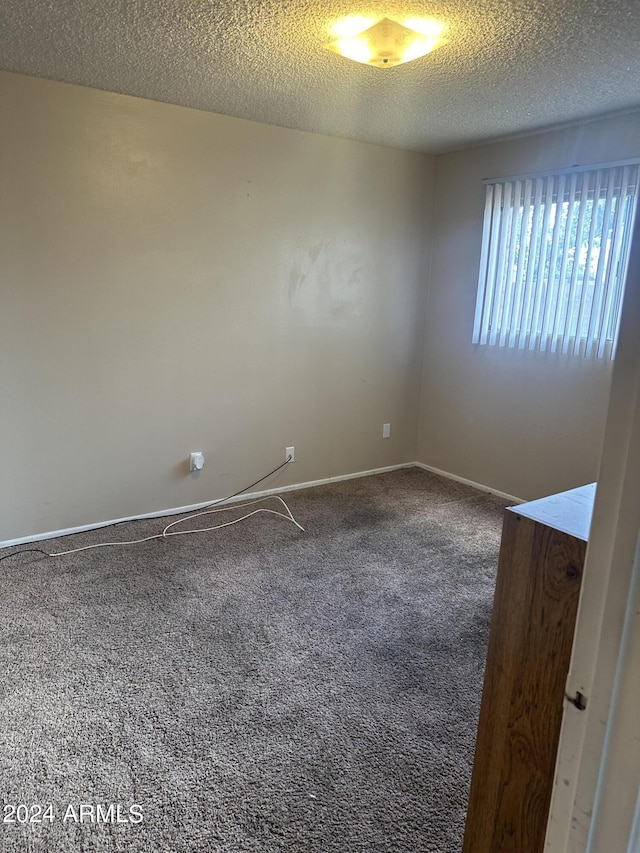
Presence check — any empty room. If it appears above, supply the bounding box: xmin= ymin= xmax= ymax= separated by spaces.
xmin=1 ymin=2 xmax=640 ymax=852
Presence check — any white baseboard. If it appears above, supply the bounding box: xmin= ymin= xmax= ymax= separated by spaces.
xmin=413 ymin=462 xmax=524 ymax=505
xmin=0 ymin=462 xmax=416 ymax=549
xmin=1 ymin=461 xmax=523 ymax=550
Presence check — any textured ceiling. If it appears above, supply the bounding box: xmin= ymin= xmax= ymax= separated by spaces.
xmin=1 ymin=0 xmax=639 ymax=153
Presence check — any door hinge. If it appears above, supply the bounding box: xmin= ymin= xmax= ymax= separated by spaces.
xmin=565 ymin=690 xmax=588 ymax=711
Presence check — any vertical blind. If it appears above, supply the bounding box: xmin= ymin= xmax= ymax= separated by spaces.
xmin=472 ymin=162 xmax=639 ymax=358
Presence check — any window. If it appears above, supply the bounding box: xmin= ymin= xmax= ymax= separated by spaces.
xmin=472 ymin=161 xmax=639 ymax=358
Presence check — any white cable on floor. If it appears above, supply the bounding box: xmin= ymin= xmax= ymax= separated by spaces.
xmin=161 ymin=495 xmax=304 ymax=536
xmin=48 ymin=495 xmax=304 ymax=557
xmin=0 ymin=458 xmax=304 ymax=563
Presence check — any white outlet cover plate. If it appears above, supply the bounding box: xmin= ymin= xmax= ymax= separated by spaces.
xmin=190 ymin=451 xmax=205 ymax=471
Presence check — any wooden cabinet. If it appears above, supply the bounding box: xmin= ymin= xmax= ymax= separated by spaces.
xmin=463 ymin=484 xmax=595 ymax=852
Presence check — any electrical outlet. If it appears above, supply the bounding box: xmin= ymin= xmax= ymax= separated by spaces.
xmin=383 ymin=423 xmax=391 ymax=439
xmin=189 ymin=451 xmax=205 ymax=472
xmin=286 ymin=446 xmax=295 ymax=463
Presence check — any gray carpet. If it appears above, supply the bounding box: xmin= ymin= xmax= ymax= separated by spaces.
xmin=0 ymin=468 xmax=505 ymax=852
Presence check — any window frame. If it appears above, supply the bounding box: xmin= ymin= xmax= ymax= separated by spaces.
xmin=472 ymin=160 xmax=640 ymax=359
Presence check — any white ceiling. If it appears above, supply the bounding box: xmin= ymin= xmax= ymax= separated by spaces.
xmin=1 ymin=0 xmax=639 ymax=153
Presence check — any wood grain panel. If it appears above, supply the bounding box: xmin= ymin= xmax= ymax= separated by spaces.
xmin=463 ymin=511 xmax=586 ymax=853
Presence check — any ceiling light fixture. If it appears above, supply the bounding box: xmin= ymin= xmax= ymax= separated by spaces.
xmin=324 ymin=16 xmax=446 ymax=68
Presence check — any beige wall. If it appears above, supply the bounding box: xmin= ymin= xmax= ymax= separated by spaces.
xmin=0 ymin=71 xmax=435 ymax=542
xmin=417 ymin=113 xmax=640 ymax=501
xmin=3 ymin=69 xmax=639 ymax=542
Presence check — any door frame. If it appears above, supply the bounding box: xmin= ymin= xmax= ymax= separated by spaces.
xmin=545 ymin=208 xmax=640 ymax=850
